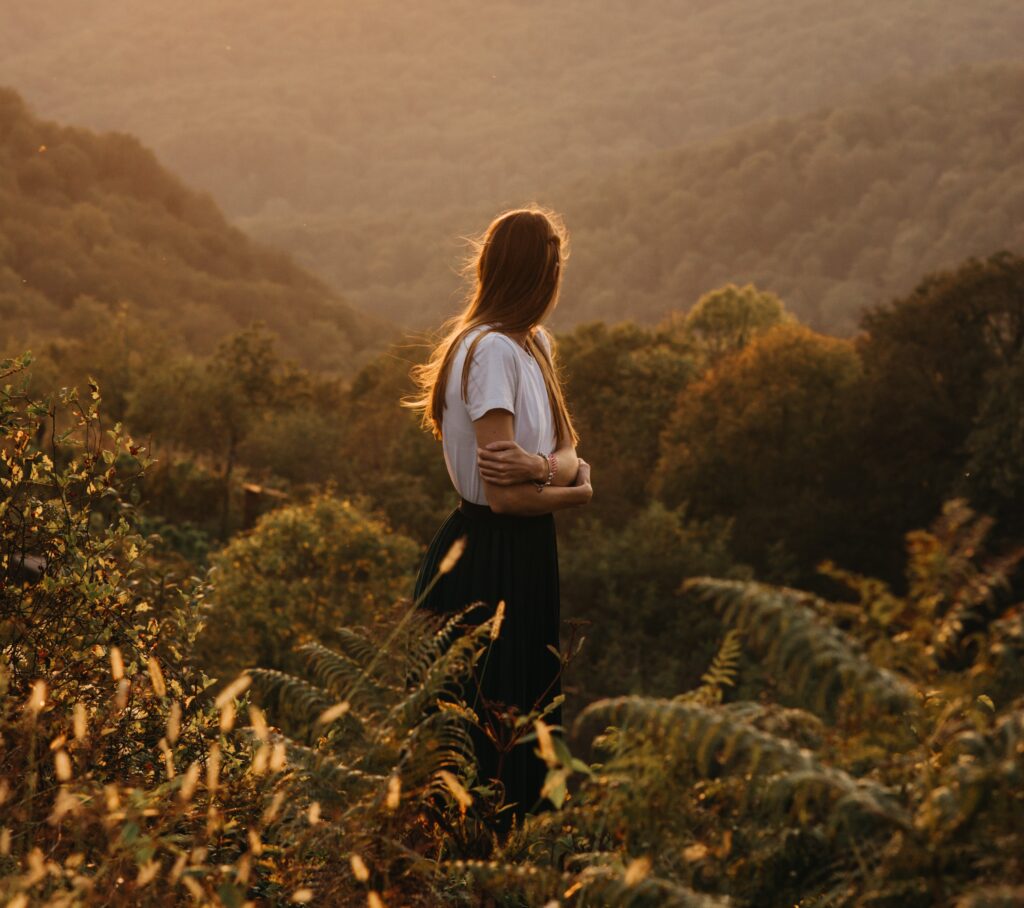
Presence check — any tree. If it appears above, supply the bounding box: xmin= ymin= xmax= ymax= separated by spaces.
xmin=559 ymin=501 xmax=747 ymax=704
xmin=128 ymin=325 xmax=288 ymax=536
xmin=854 ymin=251 xmax=1024 ymax=569
xmin=653 ymin=323 xmax=862 ymax=583
xmin=557 ymin=321 xmax=696 ymax=528
xmin=675 ymin=282 xmax=793 ymax=363
xmin=191 ymin=493 xmax=420 ymax=679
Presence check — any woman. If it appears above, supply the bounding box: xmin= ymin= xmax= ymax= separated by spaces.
xmin=403 ymin=205 xmax=593 ymax=826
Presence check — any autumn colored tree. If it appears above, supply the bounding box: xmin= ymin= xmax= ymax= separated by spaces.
xmin=654 ymin=323 xmax=863 ymax=583
xmin=557 ymin=321 xmax=696 ymax=528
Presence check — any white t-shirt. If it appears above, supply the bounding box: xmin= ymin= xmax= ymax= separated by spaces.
xmin=441 ymin=324 xmax=559 ymax=506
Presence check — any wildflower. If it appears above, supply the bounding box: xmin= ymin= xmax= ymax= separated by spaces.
xmin=624 ymin=855 xmax=651 ymax=885
xmin=317 ymin=701 xmax=350 ymax=725
xmin=215 ymin=674 xmax=251 ymax=708
xmin=25 ymin=680 xmax=46 ymax=715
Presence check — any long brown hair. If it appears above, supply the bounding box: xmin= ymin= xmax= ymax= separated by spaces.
xmin=403 ymin=204 xmax=579 ymax=446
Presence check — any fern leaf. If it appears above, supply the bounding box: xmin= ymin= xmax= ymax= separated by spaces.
xmin=678 ymin=629 xmax=743 ymax=706
xmin=296 ymin=641 xmax=402 ymax=707
xmin=247 ymin=667 xmax=364 ymax=739
xmin=575 ymin=696 xmax=911 ymax=831
xmin=401 ymin=603 xmax=489 ymax=688
xmin=388 ymin=618 xmax=490 ymax=730
xmin=683 ymin=578 xmax=918 ymax=721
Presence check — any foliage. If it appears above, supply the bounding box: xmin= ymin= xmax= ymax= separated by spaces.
xmin=191 ymin=492 xmax=420 ymax=682
xmin=4 ymin=2 xmax=1021 ymax=332
xmin=673 ymin=283 xmax=792 ymax=365
xmin=855 ymin=251 xmax=1024 ymax=569
xmin=128 ymin=326 xmax=322 ymax=537
xmin=817 ymin=498 xmax=1024 ymax=698
xmin=1 ymin=352 xmax=162 ymax=694
xmin=460 ymin=504 xmax=1024 ymax=907
xmin=0 ymin=364 xmax=507 ymax=906
xmin=560 ymin=501 xmax=748 ymax=704
xmin=0 ymin=358 xmax=271 ymax=905
xmin=654 ymin=323 xmax=863 ymax=583
xmin=556 ymin=320 xmax=697 ymax=528
xmin=560 ymin=63 xmax=1024 ymax=334
xmin=329 ymin=344 xmax=456 ymax=545
xmin=0 ymin=88 xmax=382 ymax=374
xmin=5 ymin=359 xmax=1024 ymax=905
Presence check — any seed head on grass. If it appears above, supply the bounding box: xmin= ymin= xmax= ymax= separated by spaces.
xmin=437 ymin=770 xmax=473 ymax=813
xmin=438 ymin=535 xmax=468 ymax=575
xmin=491 ymin=600 xmax=505 ymax=640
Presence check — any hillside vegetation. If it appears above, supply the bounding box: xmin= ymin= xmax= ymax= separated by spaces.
xmin=3 ymin=269 xmax=1024 ymax=901
xmin=0 ymin=88 xmax=384 ymax=374
xmin=2 ymin=0 xmax=1022 ymax=329
xmin=556 ymin=64 xmax=1024 ymax=333
xmin=242 ymin=64 xmax=1024 ymax=334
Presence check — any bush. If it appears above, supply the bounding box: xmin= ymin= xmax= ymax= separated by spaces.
xmin=192 ymin=493 xmax=421 ymax=680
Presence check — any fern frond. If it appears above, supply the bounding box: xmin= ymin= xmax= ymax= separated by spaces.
xmin=683 ymin=577 xmax=918 ymax=721
xmin=388 ymin=617 xmax=491 ymax=730
xmin=399 ymin=709 xmax=477 ymax=787
xmin=247 ymin=667 xmax=364 ymax=740
xmin=296 ymin=641 xmax=402 ymax=707
xmin=401 ymin=603 xmax=488 ymax=688
xmin=574 ymin=696 xmax=911 ymax=830
xmin=677 ymin=629 xmax=743 ymax=706
xmin=331 ymin=626 xmax=387 ymax=672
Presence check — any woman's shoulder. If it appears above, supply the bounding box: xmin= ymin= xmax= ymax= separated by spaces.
xmin=461 ymin=324 xmax=522 ymax=360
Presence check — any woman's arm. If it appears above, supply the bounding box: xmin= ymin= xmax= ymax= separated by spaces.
xmin=548 ymin=436 xmax=580 ymax=487
xmin=476 ymin=324 xmax=580 ymax=486
xmin=473 ymin=409 xmax=592 ymax=515
xmin=477 ymin=438 xmax=580 ymax=487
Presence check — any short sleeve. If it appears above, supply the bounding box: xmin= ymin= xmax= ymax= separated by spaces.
xmin=464 ymin=332 xmax=519 ymax=421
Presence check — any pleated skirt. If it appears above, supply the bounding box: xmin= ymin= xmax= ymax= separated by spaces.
xmin=413 ymin=497 xmax=562 ymax=823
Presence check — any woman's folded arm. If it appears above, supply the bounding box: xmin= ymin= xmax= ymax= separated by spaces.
xmin=473 ymin=409 xmax=592 ymax=515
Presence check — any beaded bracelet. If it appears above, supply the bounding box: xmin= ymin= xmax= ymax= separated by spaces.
xmin=534 ymin=451 xmax=557 ymax=491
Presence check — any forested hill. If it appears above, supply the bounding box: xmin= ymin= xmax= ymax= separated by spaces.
xmin=0 ymin=88 xmax=385 ymax=373
xmin=3 ymin=0 xmax=1018 ymax=217
xmin=1 ymin=0 xmax=1021 ymax=329
xmin=552 ymin=64 xmax=1024 ymax=334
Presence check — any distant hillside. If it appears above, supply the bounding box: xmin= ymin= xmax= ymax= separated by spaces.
xmin=2 ymin=0 xmax=1021 ymax=327
xmin=554 ymin=64 xmax=1024 ymax=333
xmin=0 ymin=89 xmax=385 ymax=371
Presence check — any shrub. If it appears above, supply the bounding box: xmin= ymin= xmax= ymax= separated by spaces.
xmin=192 ymin=493 xmax=420 ymax=681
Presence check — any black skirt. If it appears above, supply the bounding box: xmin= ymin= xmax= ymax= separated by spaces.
xmin=413 ymin=497 xmax=562 ymax=823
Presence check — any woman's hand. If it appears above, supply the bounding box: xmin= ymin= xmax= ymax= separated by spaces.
xmin=573 ymin=458 xmax=593 ymax=503
xmin=477 ymin=440 xmax=546 ymax=486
